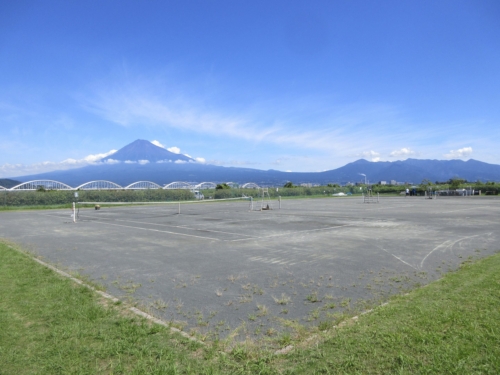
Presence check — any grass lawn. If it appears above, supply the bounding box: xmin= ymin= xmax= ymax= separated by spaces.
xmin=1 ymin=240 xmax=499 ymax=374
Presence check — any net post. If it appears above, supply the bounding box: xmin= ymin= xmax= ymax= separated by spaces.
xmin=72 ymin=202 xmax=76 ymax=223
xmin=178 ymin=202 xmax=180 ymax=214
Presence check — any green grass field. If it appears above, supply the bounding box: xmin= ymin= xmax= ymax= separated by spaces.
xmin=1 ymin=240 xmax=499 ymax=374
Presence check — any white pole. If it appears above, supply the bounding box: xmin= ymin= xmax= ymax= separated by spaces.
xmin=178 ymin=202 xmax=180 ymax=214
xmin=73 ymin=202 xmax=76 ymax=223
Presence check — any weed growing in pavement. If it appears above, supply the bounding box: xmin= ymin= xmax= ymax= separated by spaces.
xmin=256 ymin=304 xmax=268 ymax=317
xmin=151 ymin=298 xmax=169 ymax=310
xmin=272 ymin=293 xmax=291 ymax=305
xmin=306 ymin=291 xmax=321 ymax=303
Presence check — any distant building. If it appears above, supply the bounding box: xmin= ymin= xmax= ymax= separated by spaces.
xmin=390 ymin=180 xmax=397 ymax=185
xmin=379 ymin=181 xmax=387 ymax=185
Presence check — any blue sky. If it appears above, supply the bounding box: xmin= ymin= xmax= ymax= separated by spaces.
xmin=1 ymin=0 xmax=499 ymax=178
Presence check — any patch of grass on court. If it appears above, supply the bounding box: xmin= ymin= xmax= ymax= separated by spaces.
xmin=1 ymin=239 xmax=500 ymax=374
xmin=274 ymin=252 xmax=500 ymax=374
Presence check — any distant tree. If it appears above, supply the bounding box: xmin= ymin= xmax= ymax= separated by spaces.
xmin=448 ymin=178 xmax=465 ymax=189
xmin=36 ymin=186 xmax=46 ymax=192
xmin=283 ymin=182 xmax=294 ymax=188
xmin=327 ymin=183 xmax=340 ymax=188
xmin=421 ymin=179 xmax=433 ymax=186
xmin=216 ymin=183 xmax=230 ymax=190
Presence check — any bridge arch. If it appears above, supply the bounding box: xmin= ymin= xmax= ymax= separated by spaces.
xmin=241 ymin=182 xmax=260 ymax=189
xmin=10 ymin=180 xmax=74 ymax=191
xmin=193 ymin=182 xmax=217 ymax=190
xmin=125 ymin=181 xmax=162 ymax=190
xmin=75 ymin=180 xmax=123 ymax=190
xmin=163 ymin=181 xmax=193 ymax=190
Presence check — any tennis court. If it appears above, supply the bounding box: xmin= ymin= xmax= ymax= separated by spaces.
xmin=1 ymin=196 xmax=499 ymax=338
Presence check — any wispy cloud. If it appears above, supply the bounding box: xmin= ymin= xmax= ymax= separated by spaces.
xmin=389 ymin=147 xmax=416 ymax=158
xmin=81 ymin=78 xmax=416 ymax=157
xmin=74 ymin=72 xmax=500 ymax=172
xmin=0 ymin=149 xmax=117 ymax=178
xmin=444 ymin=147 xmax=473 ymax=159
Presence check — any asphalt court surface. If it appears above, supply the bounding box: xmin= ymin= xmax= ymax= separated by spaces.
xmin=1 ymin=196 xmax=499 ymax=338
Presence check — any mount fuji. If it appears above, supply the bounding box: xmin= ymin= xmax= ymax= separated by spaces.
xmin=102 ymin=139 xmax=193 ymax=164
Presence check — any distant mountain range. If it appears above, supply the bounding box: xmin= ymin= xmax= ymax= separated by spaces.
xmin=8 ymin=140 xmax=500 ymax=186
xmin=0 ymin=179 xmax=21 ymax=188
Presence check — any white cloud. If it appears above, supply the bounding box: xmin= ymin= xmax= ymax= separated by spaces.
xmin=174 ymin=160 xmax=187 ymax=164
xmin=195 ymin=157 xmax=206 ymax=163
xmin=78 ymin=149 xmax=117 ymax=163
xmin=151 ymin=140 xmax=165 ymax=148
xmin=167 ymin=146 xmax=181 ymax=154
xmin=444 ymin=147 xmax=473 ymax=159
xmin=138 ymin=160 xmax=149 ymax=165
xmin=0 ymin=149 xmax=118 ymax=177
xmin=358 ymin=150 xmax=380 ymax=162
xmin=389 ymin=148 xmax=416 ymax=158
xmin=124 ymin=160 xmax=136 ymax=164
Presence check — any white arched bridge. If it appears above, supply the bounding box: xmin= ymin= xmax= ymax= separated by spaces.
xmin=5 ymin=180 xmax=262 ymax=191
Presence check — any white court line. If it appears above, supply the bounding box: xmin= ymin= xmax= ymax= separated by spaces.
xmin=41 ymin=212 xmax=352 ymax=242
xmin=364 ymin=205 xmax=417 ymax=211
xmin=85 ymin=220 xmax=223 ymax=241
xmin=420 ymin=233 xmax=487 ymax=269
xmin=433 ymin=206 xmax=491 ymax=214
xmin=112 ymin=218 xmax=256 ymax=238
xmin=75 ymin=212 xmax=264 ymax=237
xmin=377 ymin=246 xmax=418 ymax=270
xmin=174 ymin=215 xmax=276 ymax=229
xmin=41 ymin=213 xmax=75 ymax=220
xmin=228 ymin=223 xmax=353 ymax=242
